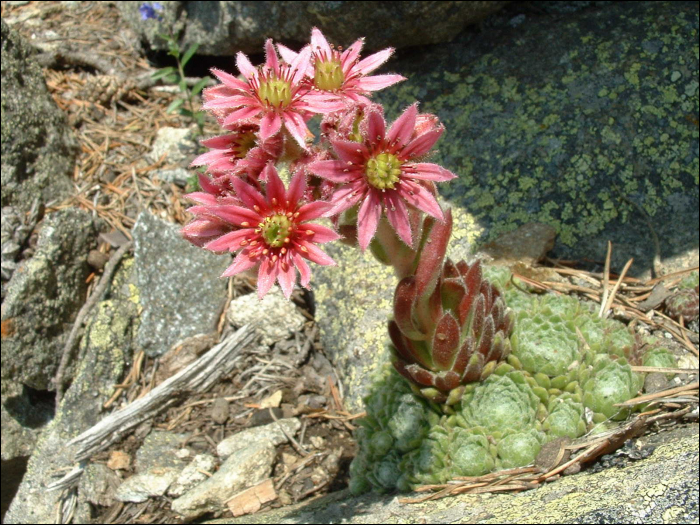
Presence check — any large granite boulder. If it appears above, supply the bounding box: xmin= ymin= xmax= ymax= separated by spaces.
xmin=1 ymin=209 xmax=97 ymax=460
xmin=118 ymin=1 xmax=507 ymax=56
xmin=376 ymin=0 xmax=699 ymax=276
xmin=0 ymin=19 xmax=75 ymax=214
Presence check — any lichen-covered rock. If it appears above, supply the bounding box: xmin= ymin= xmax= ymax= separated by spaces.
xmin=1 ymin=20 xmax=75 ymax=214
xmin=375 ymin=1 xmax=699 ymax=276
xmin=4 ymin=258 xmax=139 ymax=523
xmin=117 ymin=2 xmax=507 ymax=56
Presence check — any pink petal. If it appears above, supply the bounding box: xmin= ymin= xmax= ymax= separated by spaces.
xmin=198 ymin=174 xmax=221 ymax=196
xmin=328 ymin=184 xmax=366 ymax=215
xmin=311 ymin=27 xmax=332 ymax=57
xmin=290 ymin=45 xmax=312 ymax=85
xmin=190 ymin=149 xmax=224 ymax=167
xmin=191 ymin=204 xmax=260 ymax=226
xmin=211 ymin=68 xmax=250 ymax=91
xmin=264 ymin=39 xmax=279 ymax=71
xmin=403 ymin=163 xmax=456 ymax=182
xmin=308 ymin=160 xmax=359 ymax=183
xmin=200 ymin=134 xmax=236 ymax=149
xmin=384 ymin=191 xmax=413 ymax=246
xmin=257 ymin=257 xmax=278 ymax=298
xmin=204 ymin=229 xmax=254 ymax=252
xmin=292 ymin=252 xmax=312 ymax=288
xmin=297 ymin=201 xmax=334 ymax=222
xmin=366 ymin=110 xmax=386 ymax=144
xmin=340 ymin=38 xmax=364 ymax=72
xmin=277 ymin=257 xmax=297 ymax=299
xmin=330 ymin=139 xmax=368 ymax=165
xmin=232 ymin=177 xmax=268 ymax=212
xmin=387 ymin=104 xmax=418 ymax=148
xmin=202 ymin=94 xmax=253 ymax=109
xmin=354 ymin=48 xmax=394 ymax=75
xmin=185 ymin=191 xmax=217 ymax=205
xmin=399 ymin=180 xmax=445 ymax=221
xmin=223 ymin=106 xmax=262 ymax=127
xmin=259 ymin=112 xmax=282 ymax=141
xmin=265 ymin=164 xmax=286 ymax=205
xmin=277 ymin=43 xmax=299 ymax=65
xmin=401 ymin=128 xmax=445 ymax=158
xmin=283 ymin=111 xmax=311 ymax=150
xmin=297 ymin=240 xmax=336 ymax=266
xmin=303 ymin=223 xmax=341 ymax=243
xmin=357 ymin=191 xmax=382 ymax=251
xmin=236 ymin=51 xmax=257 ymax=79
xmin=356 ymin=74 xmax=406 ymax=92
xmin=294 ymin=94 xmax=346 ymax=113
xmin=286 ymin=170 xmax=307 ymax=204
xmin=222 ymin=250 xmax=258 ymax=277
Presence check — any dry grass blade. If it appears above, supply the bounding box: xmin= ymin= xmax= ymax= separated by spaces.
xmin=615 ymin=381 xmax=699 ymax=407
xmin=598 ymin=241 xmax=613 ymax=317
xmin=602 ymin=257 xmax=634 ymax=316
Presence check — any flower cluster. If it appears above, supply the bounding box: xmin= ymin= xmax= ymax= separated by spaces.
xmin=183 ymin=28 xmax=456 ymax=299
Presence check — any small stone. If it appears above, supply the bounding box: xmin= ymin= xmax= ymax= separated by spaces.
xmin=168 ymin=454 xmax=217 ymax=498
xmin=107 ymin=450 xmax=131 ymax=471
xmin=78 ymin=463 xmax=120 ymax=507
xmin=87 ymin=249 xmax=109 ymax=271
xmin=136 ymin=431 xmax=188 ymax=472
xmin=210 ymin=397 xmax=230 ymax=425
xmin=115 ymin=468 xmax=179 ymax=503
xmin=480 ymin=222 xmax=557 ymax=266
xmin=309 ymin=436 xmax=325 ymax=450
xmin=217 ymin=418 xmax=301 ymax=459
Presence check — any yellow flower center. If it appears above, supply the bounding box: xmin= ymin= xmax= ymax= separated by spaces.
xmin=366 ymin=153 xmax=402 ymax=190
xmin=257 ymin=76 xmax=292 ymax=109
xmin=231 ymin=132 xmax=257 ymax=158
xmin=314 ymin=59 xmax=345 ymax=91
xmin=260 ymin=214 xmax=293 ymax=248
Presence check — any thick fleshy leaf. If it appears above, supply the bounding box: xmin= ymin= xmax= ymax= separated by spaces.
xmin=480 ymin=281 xmax=494 ymax=312
xmin=236 ymin=51 xmax=257 ymax=79
xmin=464 ymin=261 xmax=482 ymax=294
xmin=259 ymin=112 xmax=282 ymax=141
xmin=355 ymin=48 xmax=393 ymax=75
xmin=470 ymin=295 xmax=486 ymax=337
xmin=307 ymin=160 xmax=358 ymax=183
xmin=441 ymin=278 xmax=466 ymax=314
xmin=461 ymin=354 xmax=483 ymax=383
xmin=452 ymin=337 xmax=474 ymax=377
xmin=434 ymin=371 xmax=461 ymax=392
xmin=389 ymin=321 xmax=420 ymax=365
xmin=387 ymin=104 xmax=417 ymax=147
xmin=476 ymin=317 xmax=495 ymax=358
xmin=457 ymin=289 xmax=475 ymax=328
xmin=405 ymin=364 xmax=437 ymax=387
xmin=398 ymin=180 xmax=445 ymax=221
xmin=222 ymin=251 xmax=258 ymax=277
xmin=414 ymin=209 xmax=452 ymax=300
xmin=431 ymin=312 xmax=460 ymax=371
xmin=443 ymin=259 xmax=459 ymax=279
xmin=393 ymin=277 xmax=427 ymax=340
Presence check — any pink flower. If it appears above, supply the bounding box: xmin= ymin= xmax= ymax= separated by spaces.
xmin=187 ymin=164 xmax=340 ymax=299
xmin=279 ymin=28 xmax=405 ymax=105
xmin=190 ymin=123 xmax=283 ymax=181
xmin=308 ymin=104 xmax=456 ymax=251
xmin=201 ymin=40 xmax=342 ymax=149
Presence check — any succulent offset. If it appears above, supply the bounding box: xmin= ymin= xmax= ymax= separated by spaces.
xmin=387 ymin=212 xmax=515 ymax=404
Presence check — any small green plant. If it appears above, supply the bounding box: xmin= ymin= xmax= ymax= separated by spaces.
xmin=141 ymin=2 xmax=208 ymax=135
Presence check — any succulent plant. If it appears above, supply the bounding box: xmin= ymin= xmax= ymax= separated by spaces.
xmin=543 ymin=394 xmax=586 ymax=439
xmin=665 ymin=286 xmax=699 ymax=323
xmin=642 ymin=346 xmax=677 ymax=369
xmin=582 ymin=355 xmax=643 ymax=421
xmin=389 ymin=212 xmax=515 ymax=404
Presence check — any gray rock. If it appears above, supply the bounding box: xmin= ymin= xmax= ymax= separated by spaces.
xmin=136 ymin=431 xmax=189 ymax=471
xmin=117 ymin=2 xmax=507 ymax=56
xmin=217 ymin=418 xmax=301 ymax=458
xmin=148 ymin=127 xmax=198 ymax=167
xmin=133 ymin=211 xmax=230 ymax=356
xmin=1 ymin=20 xmax=75 ymax=214
xmin=4 ymin=259 xmax=139 ymax=524
xmin=155 ymin=167 xmax=191 ymax=186
xmin=168 ymin=454 xmax=218 ymax=497
xmin=78 ymin=463 xmax=120 ymax=507
xmin=1 ymin=208 xmax=97 ymax=460
xmin=171 ymin=440 xmax=276 ymax=520
xmin=480 ymin=222 xmax=557 ymax=266
xmin=115 ymin=468 xmax=180 ymax=503
xmin=227 ymin=290 xmax=306 ymax=347
xmin=375 ymin=0 xmax=699 ymax=278
xmin=209 ymin=425 xmax=699 ymax=524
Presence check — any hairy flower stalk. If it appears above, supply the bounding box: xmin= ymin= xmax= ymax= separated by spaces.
xmin=388 ymin=211 xmax=515 ymax=404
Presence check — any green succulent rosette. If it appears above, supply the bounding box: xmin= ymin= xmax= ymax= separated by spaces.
xmin=582 ymin=355 xmax=644 ymax=422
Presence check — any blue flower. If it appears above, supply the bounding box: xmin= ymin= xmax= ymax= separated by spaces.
xmin=139 ymin=2 xmax=163 ymax=21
